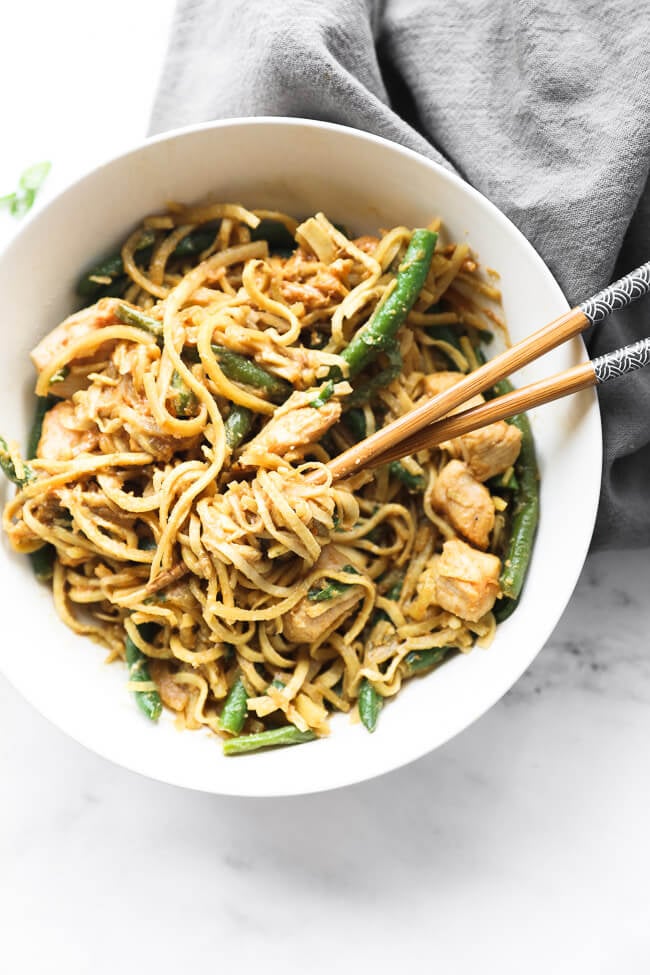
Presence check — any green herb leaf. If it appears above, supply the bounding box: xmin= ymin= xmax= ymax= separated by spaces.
xmin=171 ymin=369 xmax=197 ymax=417
xmin=19 ymin=161 xmax=51 ymax=192
xmin=307 ymin=565 xmax=360 ymax=602
xmin=403 ymin=647 xmax=451 ymax=675
xmin=11 ymin=191 xmax=35 ymax=217
xmin=49 ymin=366 xmax=69 ymax=385
xmin=358 ymin=677 xmax=383 ymax=732
xmin=1 ymin=161 xmax=51 ymax=218
xmin=0 ymin=435 xmax=35 ymax=487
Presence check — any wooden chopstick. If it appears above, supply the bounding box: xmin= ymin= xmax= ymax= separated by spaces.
xmin=327 ymin=260 xmax=650 ymax=482
xmin=369 ymin=363 xmax=595 ymax=467
xmin=342 ymin=334 xmax=650 ymax=473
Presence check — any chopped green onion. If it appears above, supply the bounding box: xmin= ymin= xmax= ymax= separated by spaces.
xmin=49 ymin=366 xmax=69 ymax=386
xmin=307 ymin=565 xmax=360 ymax=602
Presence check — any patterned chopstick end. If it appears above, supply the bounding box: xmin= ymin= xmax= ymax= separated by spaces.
xmin=592 ymin=336 xmax=650 ymax=383
xmin=580 ymin=262 xmax=650 ymax=325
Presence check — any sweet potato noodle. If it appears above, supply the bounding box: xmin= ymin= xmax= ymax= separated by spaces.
xmin=1 ymin=202 xmax=528 ymax=752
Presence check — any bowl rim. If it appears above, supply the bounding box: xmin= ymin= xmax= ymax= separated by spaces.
xmin=0 ymin=116 xmax=602 ymax=796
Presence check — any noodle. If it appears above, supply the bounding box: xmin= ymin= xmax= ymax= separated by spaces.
xmin=1 ymin=203 xmax=527 ymax=748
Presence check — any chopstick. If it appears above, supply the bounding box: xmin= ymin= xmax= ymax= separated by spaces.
xmin=327 ymin=260 xmax=650 ymax=481
xmin=366 ymin=336 xmax=650 ymax=468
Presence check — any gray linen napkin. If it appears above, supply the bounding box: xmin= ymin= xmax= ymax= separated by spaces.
xmin=150 ymin=0 xmax=650 ymax=549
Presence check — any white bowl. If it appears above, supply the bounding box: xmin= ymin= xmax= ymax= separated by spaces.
xmin=0 ymin=119 xmax=601 ymax=796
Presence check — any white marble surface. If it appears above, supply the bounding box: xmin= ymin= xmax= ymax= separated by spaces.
xmin=2 ymin=5 xmax=650 ymax=972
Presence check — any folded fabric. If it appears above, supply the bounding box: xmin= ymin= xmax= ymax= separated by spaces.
xmin=150 ymin=0 xmax=650 ymax=549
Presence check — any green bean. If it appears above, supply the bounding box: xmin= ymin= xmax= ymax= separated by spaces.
xmin=76 ymin=225 xmax=225 ymax=300
xmin=28 ymin=545 xmax=55 ymax=581
xmin=77 ymin=255 xmax=135 ymax=297
xmin=219 ymin=677 xmax=249 ymax=735
xmin=80 ymin=218 xmax=300 ymax=301
xmin=250 ymin=218 xmax=296 ymax=252
xmin=171 ymin=224 xmax=220 ymax=258
xmin=183 ymin=342 xmax=291 ymax=402
xmin=402 ymin=647 xmax=451 ymax=676
xmin=249 ymin=219 xmax=350 ymax=255
xmin=76 ymin=231 xmax=157 ymax=299
xmin=494 ymin=379 xmax=539 ymax=606
xmin=224 ymin=404 xmax=253 ymax=449
xmin=345 ymin=342 xmax=402 ymax=409
xmin=336 ymin=229 xmax=437 ymax=378
xmin=358 ymin=677 xmax=382 ymax=733
xmin=170 ymin=370 xmax=197 ymax=417
xmin=341 ymin=408 xmax=367 ymax=442
xmin=210 ymin=345 xmax=292 ymax=402
xmin=0 ymin=436 xmax=34 ymax=487
xmin=494 ymin=598 xmax=518 ymax=623
xmin=125 ymin=626 xmax=162 ymax=722
xmin=492 ymin=376 xmax=517 ymax=399
xmin=114 ymin=303 xmax=291 ymax=403
xmin=77 ymin=219 xmax=297 ymax=303
xmin=345 ymin=367 xmax=397 ymax=408
xmin=26 ymin=395 xmax=56 ymax=459
xmin=114 ymin=303 xmax=163 ymax=338
xmin=97 ymin=276 xmax=131 ymax=300
xmin=223 ymin=726 xmax=316 ymax=756
xmin=474 ymin=352 xmax=539 ymax=617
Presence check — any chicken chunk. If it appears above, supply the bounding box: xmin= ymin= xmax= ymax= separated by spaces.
xmin=282 ymin=545 xmax=365 ymax=644
xmin=280 ymin=267 xmax=348 ymax=310
xmin=239 ymin=389 xmax=342 ymax=465
xmin=279 ymin=248 xmax=351 ymax=310
xmin=447 ymin=420 xmax=522 ymax=482
xmin=352 ymin=235 xmax=380 ymax=255
xmin=421 ymin=371 xmax=465 ymax=399
xmin=66 ymin=343 xmax=197 ymax=461
xmin=431 ymin=459 xmax=494 ymax=550
xmin=148 ymin=661 xmax=189 ymax=712
xmin=37 ymin=400 xmax=98 ymax=460
xmin=31 ymin=299 xmax=120 ymax=380
xmin=435 ymin=538 xmax=501 ymax=622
